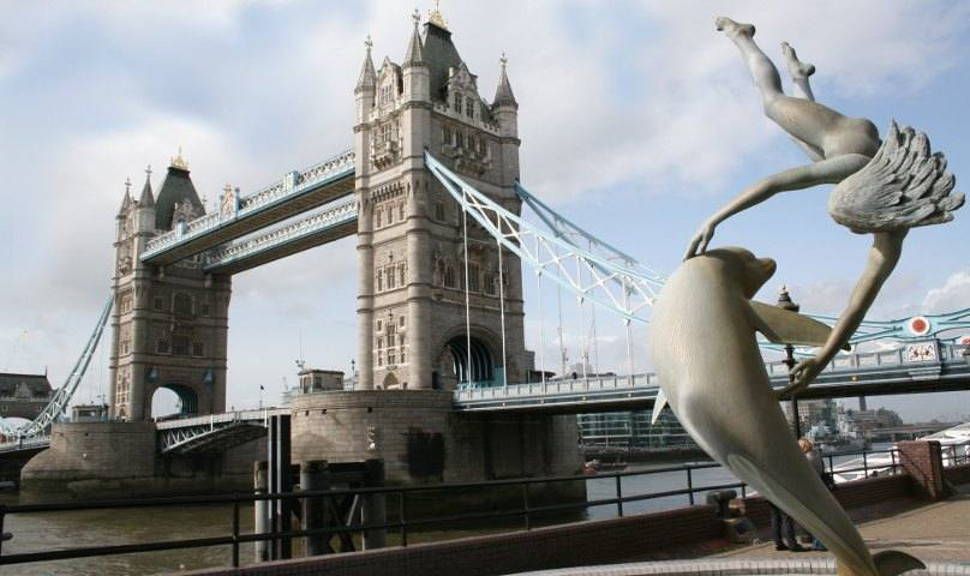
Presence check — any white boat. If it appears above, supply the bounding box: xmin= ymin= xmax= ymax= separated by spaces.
xmin=830 ymin=422 xmax=970 ymax=484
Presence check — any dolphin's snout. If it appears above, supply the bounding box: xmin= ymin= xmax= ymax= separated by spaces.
xmin=761 ymin=257 xmax=776 ymax=277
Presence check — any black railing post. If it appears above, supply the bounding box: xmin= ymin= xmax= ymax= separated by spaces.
xmin=891 ymin=449 xmax=897 ymax=474
xmin=231 ymin=494 xmax=240 ymax=568
xmin=686 ymin=467 xmax=695 ymax=506
xmin=522 ymin=483 xmax=531 ymax=530
xmin=398 ymin=492 xmax=407 ymax=548
xmin=0 ymin=504 xmax=7 ymax=558
xmin=827 ymin=454 xmax=835 ymax=475
xmin=863 ymin=451 xmax=869 ymax=477
xmin=614 ymin=475 xmax=624 ymax=517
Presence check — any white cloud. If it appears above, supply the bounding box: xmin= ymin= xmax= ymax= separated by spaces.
xmin=922 ymin=270 xmax=970 ymax=313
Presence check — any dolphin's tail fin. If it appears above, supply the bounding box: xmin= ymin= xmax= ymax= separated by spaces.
xmin=872 ymin=550 xmax=925 ymax=576
xmin=836 ymin=551 xmax=925 ymax=576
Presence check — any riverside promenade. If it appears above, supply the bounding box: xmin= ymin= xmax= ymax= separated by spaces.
xmin=716 ymin=486 xmax=970 ymax=564
xmin=180 ymin=450 xmax=970 ymax=576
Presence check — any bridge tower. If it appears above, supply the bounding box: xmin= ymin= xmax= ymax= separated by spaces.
xmin=109 ymin=158 xmax=231 ymax=421
xmin=355 ymin=10 xmax=526 ymax=392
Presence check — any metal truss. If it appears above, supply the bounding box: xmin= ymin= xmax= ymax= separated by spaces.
xmin=515 ymin=183 xmax=668 ymax=285
xmin=142 ymin=149 xmax=355 ymax=259
xmin=204 ymin=198 xmax=358 ymax=271
xmin=4 ymin=297 xmax=112 ymax=441
xmin=426 ymin=152 xmax=662 ymax=324
xmin=156 ymin=409 xmax=286 ymax=454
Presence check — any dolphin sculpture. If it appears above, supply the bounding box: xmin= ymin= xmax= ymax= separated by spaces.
xmin=648 ymin=247 xmax=923 ymax=576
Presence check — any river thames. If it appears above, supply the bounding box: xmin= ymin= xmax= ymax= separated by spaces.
xmin=1 ymin=452 xmax=868 ymax=576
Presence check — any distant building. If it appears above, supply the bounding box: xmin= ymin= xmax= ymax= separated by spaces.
xmin=72 ymin=404 xmax=109 ymax=422
xmin=578 ymin=410 xmax=696 ymax=449
xmin=298 ymin=369 xmax=345 ymax=393
xmin=845 ymin=407 xmax=904 ymax=436
xmin=0 ymin=372 xmax=53 ymax=420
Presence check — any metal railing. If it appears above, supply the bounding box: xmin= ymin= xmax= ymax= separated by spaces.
xmin=1 ymin=445 xmax=966 ymax=569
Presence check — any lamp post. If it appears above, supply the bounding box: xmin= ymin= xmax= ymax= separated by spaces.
xmin=777 ymin=286 xmax=802 ymax=439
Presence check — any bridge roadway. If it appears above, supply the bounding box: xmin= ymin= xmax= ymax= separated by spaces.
xmin=453 ymin=341 xmax=970 ymax=414
xmin=140 ymin=149 xmax=355 ymax=267
xmin=1 ymin=343 xmax=966 ymax=455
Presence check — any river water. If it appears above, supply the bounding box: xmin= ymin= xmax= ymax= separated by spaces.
xmin=0 ymin=451 xmax=873 ymax=576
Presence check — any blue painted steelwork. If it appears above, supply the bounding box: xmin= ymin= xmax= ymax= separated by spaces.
xmin=454 ymin=341 xmax=970 ymax=412
xmin=203 ymin=198 xmax=358 ymax=273
xmin=426 ymin=152 xmax=663 ymax=324
xmin=516 ymin=182 xmax=668 ymax=285
xmin=155 ymin=408 xmax=287 ymax=454
xmin=0 ymin=297 xmax=112 ymax=443
xmin=141 ymin=149 xmax=355 ymax=262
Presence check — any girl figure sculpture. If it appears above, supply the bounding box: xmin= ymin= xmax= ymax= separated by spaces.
xmin=686 ymin=17 xmax=964 ymax=396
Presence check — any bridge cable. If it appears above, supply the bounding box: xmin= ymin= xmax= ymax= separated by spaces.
xmin=577 ymin=258 xmax=588 ymax=380
xmin=557 ymin=282 xmax=566 ymax=378
xmin=535 ymin=235 xmax=547 ymax=385
xmin=497 ymin=229 xmax=508 ymax=386
xmin=461 ymin=186 xmax=473 ymax=385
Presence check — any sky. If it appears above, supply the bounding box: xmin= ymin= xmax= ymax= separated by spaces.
xmin=0 ymin=1 xmax=968 ymax=422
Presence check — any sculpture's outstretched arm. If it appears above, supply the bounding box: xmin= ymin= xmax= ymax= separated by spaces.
xmin=684 ymin=154 xmax=871 ymax=259
xmin=779 ymin=229 xmax=908 ymax=397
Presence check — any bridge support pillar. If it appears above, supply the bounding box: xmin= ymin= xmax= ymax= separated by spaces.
xmin=254 ymin=461 xmax=270 ymax=563
xmin=361 ymin=459 xmax=386 ymax=550
xmin=301 ymin=460 xmax=328 ymax=556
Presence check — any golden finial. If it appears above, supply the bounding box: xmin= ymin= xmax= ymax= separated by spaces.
xmin=500 ymin=51 xmax=508 ymax=69
xmin=124 ymin=176 xmax=132 ymax=195
xmin=428 ymin=0 xmax=448 ymax=30
xmin=365 ymin=34 xmax=373 ymax=52
xmin=170 ymin=146 xmax=189 ymax=170
xmin=412 ymin=7 xmax=421 ymax=28
xmin=145 ymin=164 xmax=152 ymax=179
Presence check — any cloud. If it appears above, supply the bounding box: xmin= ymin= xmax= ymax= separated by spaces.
xmin=922 ymin=270 xmax=970 ymax=313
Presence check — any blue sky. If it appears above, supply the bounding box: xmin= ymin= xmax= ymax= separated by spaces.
xmin=0 ymin=1 xmax=968 ymax=421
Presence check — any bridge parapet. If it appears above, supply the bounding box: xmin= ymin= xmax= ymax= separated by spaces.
xmin=203 ymin=199 xmax=358 ymax=271
xmin=456 ymin=342 xmax=969 ymax=412
xmin=142 ymin=149 xmax=355 ymax=260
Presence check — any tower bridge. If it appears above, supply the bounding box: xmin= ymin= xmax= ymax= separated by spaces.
xmin=5 ymin=9 xmax=970 ymax=495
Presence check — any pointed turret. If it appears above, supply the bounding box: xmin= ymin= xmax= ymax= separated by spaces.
xmin=403 ymin=10 xmax=430 ymax=103
xmin=117 ymin=177 xmax=133 ymax=218
xmin=404 ymin=9 xmax=424 ymax=67
xmin=356 ymin=35 xmax=377 ymax=94
xmin=138 ymin=168 xmax=155 ymax=208
xmin=492 ymin=53 xmax=519 ymax=140
xmin=154 ymin=152 xmax=203 ymax=231
xmin=136 ymin=165 xmax=157 ymax=235
xmin=493 ymin=52 xmax=518 ymax=109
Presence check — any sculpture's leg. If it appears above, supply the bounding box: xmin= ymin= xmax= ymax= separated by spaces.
xmin=781 ymin=42 xmax=815 ymax=101
xmin=782 ymin=229 xmax=908 ymax=397
xmin=781 ymin=42 xmax=825 ymax=162
xmin=715 ymin=17 xmax=866 ymax=158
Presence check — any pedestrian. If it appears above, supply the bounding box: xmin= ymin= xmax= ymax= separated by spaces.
xmin=770 ymin=502 xmax=804 ymax=552
xmin=800 ymin=438 xmax=828 ymax=551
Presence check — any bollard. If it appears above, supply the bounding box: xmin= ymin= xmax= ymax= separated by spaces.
xmin=361 ymin=459 xmax=386 ymax=550
xmin=301 ymin=460 xmax=329 ymax=556
xmin=253 ymin=461 xmax=270 ymax=563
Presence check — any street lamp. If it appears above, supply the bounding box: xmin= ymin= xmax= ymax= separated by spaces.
xmin=776 ymin=286 xmax=802 ymax=439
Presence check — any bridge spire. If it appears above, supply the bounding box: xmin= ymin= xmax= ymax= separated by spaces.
xmin=138 ymin=165 xmax=155 ymax=207
xmin=428 ymin=0 xmax=448 ymax=30
xmin=117 ymin=177 xmax=133 ymax=216
xmin=404 ymin=8 xmax=424 ymax=66
xmin=355 ymin=35 xmax=377 ymax=94
xmin=493 ymin=51 xmax=517 ymax=109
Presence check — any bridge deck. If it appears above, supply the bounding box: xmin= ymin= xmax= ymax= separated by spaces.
xmin=141 ymin=152 xmax=354 ymax=266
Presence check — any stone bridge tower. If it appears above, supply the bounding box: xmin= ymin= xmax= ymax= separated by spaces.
xmin=354 ymin=10 xmax=526 ymax=392
xmin=109 ymin=157 xmax=231 ymax=421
